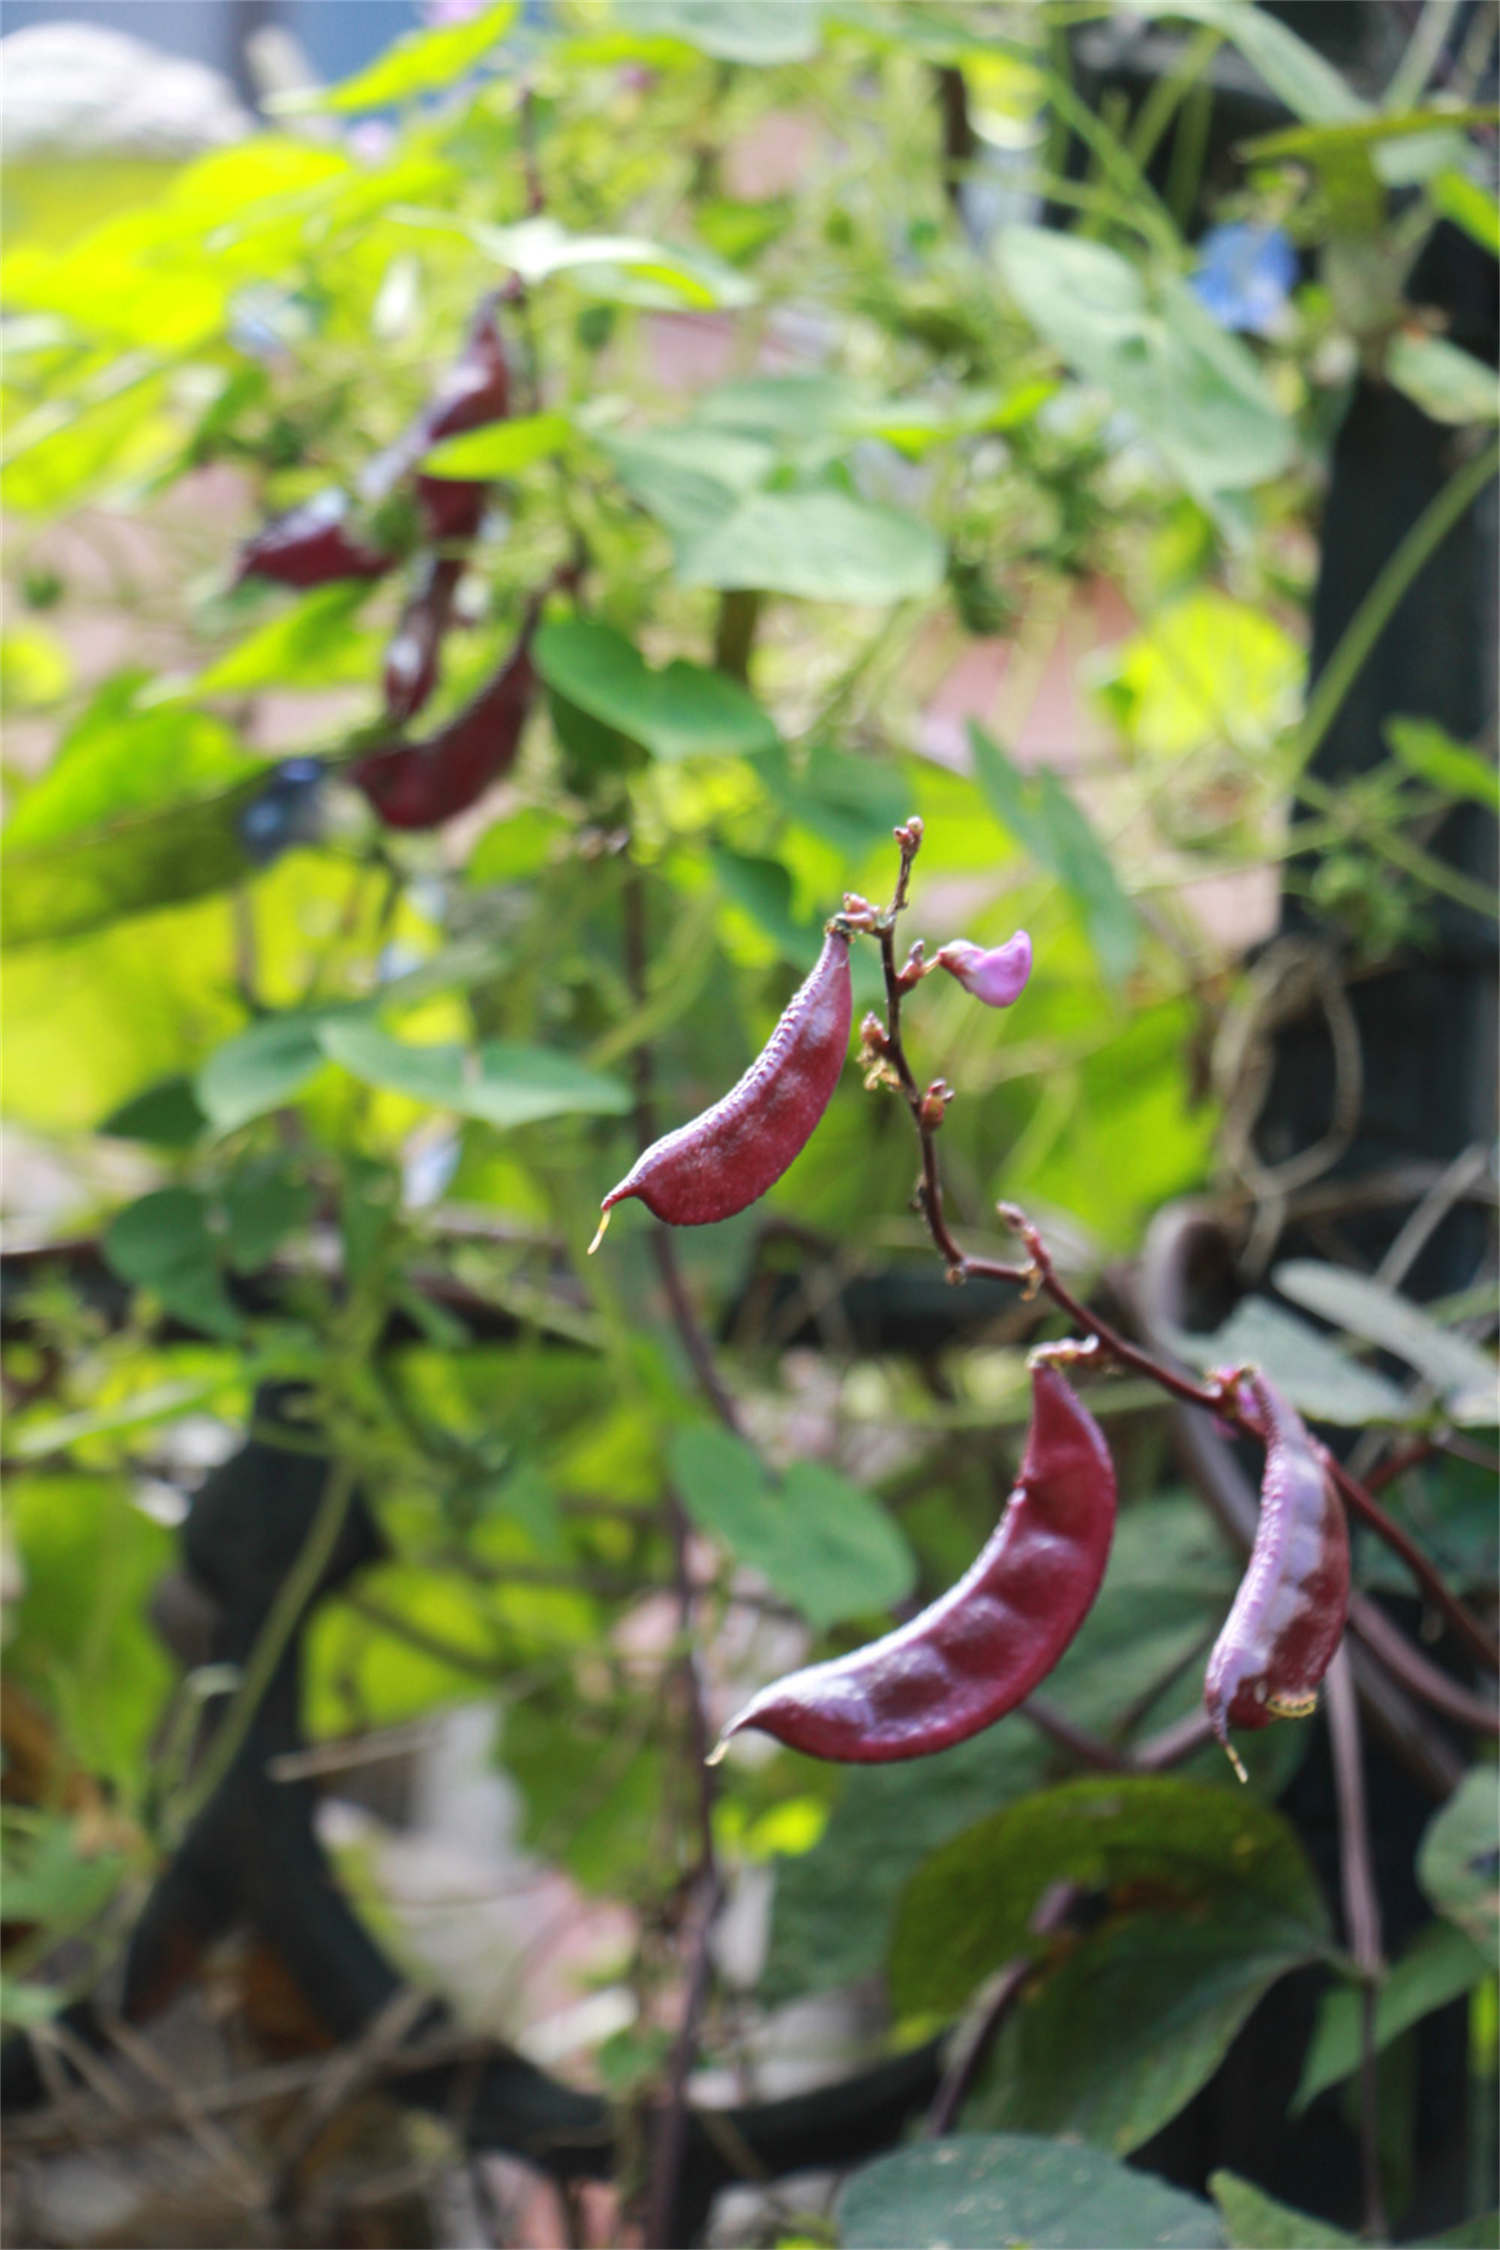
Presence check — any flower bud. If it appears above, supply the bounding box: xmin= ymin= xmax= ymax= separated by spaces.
xmin=933 ymin=931 xmax=1032 ymax=1009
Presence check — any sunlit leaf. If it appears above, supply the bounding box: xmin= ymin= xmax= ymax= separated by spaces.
xmin=841 ymin=2134 xmax=1223 ymax=2250
xmin=273 ymin=2 xmax=519 ymax=114
xmin=677 ymin=488 xmax=945 ymax=602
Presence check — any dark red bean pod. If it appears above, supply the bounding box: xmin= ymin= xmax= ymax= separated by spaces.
xmin=1203 ymin=1369 xmax=1351 ymax=1779
xmin=590 ymin=921 xmax=854 ymax=1249
xmin=712 ymin=1360 xmax=1117 ymax=1764
xmin=235 ymin=489 xmax=392 ymax=589
xmin=350 ymin=599 xmax=538 ymax=830
xmin=365 ymin=294 xmax=513 ymax=511
xmin=382 ymin=553 xmax=466 ymax=726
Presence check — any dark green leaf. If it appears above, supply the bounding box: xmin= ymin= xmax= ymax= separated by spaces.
xmin=102 ymin=1186 xmax=241 ymax=1339
xmin=100 ymin=1074 xmax=208 ymax=1148
xmin=1294 ymin=1918 xmax=1490 ymax=2112
xmin=891 ymin=1771 xmax=1328 ymax=2037
xmin=1209 ymin=2172 xmax=1354 ymax=2248
xmin=318 ymin=1019 xmax=631 ymax=1127
xmin=1418 ymin=1772 xmax=1500 ymax=1967
xmin=840 ymin=2133 xmax=1224 ymax=2250
xmin=222 ymin=1166 xmax=315 ymax=1272
xmin=677 ymin=489 xmax=945 ymax=603
xmin=710 ymin=847 xmax=820 ymax=958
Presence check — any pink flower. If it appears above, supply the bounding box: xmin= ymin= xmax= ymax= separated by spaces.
xmin=933 ymin=931 xmax=1032 ymax=1008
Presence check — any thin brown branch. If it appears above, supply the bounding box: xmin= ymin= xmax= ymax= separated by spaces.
xmin=925 ymin=1881 xmax=1077 ymax=2135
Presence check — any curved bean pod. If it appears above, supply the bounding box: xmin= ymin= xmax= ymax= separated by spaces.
xmin=590 ymin=920 xmax=853 ymax=1247
xmin=236 ymin=490 xmax=392 ymax=590
xmin=351 ymin=599 xmax=538 ymax=830
xmin=383 ymin=554 xmax=466 ymax=726
xmin=1203 ymin=1369 xmax=1350 ymax=1778
xmin=713 ymin=1361 xmax=1117 ymax=1764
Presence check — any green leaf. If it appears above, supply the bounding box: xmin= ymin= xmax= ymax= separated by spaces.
xmin=668 ymin=1426 xmax=914 ymax=1628
xmin=7 ymin=1380 xmax=216 ymax=1463
xmin=1209 ymin=2172 xmax=1354 ymax=2248
xmin=970 ymin=723 xmax=1138 ymax=982
xmin=1093 ymin=592 xmax=1302 ymax=760
xmin=193 ymin=584 xmax=383 ymax=695
xmin=762 ymin=1725 xmax=1050 ymax=2005
xmin=101 ymin=1185 xmax=241 ymax=1339
xmin=4 ymin=1474 xmax=175 ymax=1782
xmin=0 ymin=625 xmax=71 ymax=710
xmin=1419 ymin=1771 xmax=1500 ymax=1968
xmin=1165 ymin=1295 xmax=1412 ymax=1426
xmin=998 ymin=226 xmax=1293 ymax=500
xmin=599 ymin=424 xmax=775 ymax=540
xmin=1386 ymin=332 xmax=1499 ymax=427
xmin=533 ymin=617 xmax=778 ymax=761
xmin=840 ymin=2134 xmax=1224 ymax=2250
xmin=197 ymin=1010 xmax=345 ymax=1134
xmin=317 ymin=1019 xmax=632 ymax=1128
xmin=422 ymin=410 xmax=573 ymax=479
xmin=462 ymin=214 xmax=756 ymax=308
xmin=1432 ymin=170 xmax=1500 ymax=257
xmin=754 ymin=741 xmax=912 ymax=859
xmin=1273 ymin=1260 xmax=1498 ymax=1424
xmin=1163 ymin=0 xmax=1364 ymax=125
xmin=677 ymin=488 xmax=945 ymax=603
xmin=1417 ymin=2215 xmax=1500 ymax=2248
xmin=272 ymin=2 xmax=518 ymax=114
xmin=890 ymin=1778 xmax=1330 ymax=2151
xmin=1294 ymin=1918 xmax=1490 ymax=2113
xmin=615 ymin=0 xmax=823 ymax=64
xmin=1 ymin=681 xmax=263 ymax=947
xmin=1385 ymin=716 xmax=1500 ymax=813
xmin=222 ymin=1165 xmax=315 ymax=1272
xmin=711 ymin=847 xmax=820 ymax=959
xmin=100 ymin=1074 xmax=208 ymax=1149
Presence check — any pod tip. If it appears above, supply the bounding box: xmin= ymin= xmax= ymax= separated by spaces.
xmin=587 ymin=1209 xmax=610 ymax=1256
xmin=1223 ymin=1739 xmax=1249 ymax=1785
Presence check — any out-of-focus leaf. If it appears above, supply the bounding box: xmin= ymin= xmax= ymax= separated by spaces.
xmin=318 ymin=1019 xmax=631 ymax=1128
xmin=840 ymin=2134 xmax=1224 ymax=2250
xmin=1385 ymin=716 xmax=1500 ymax=812
xmin=2 ymin=681 xmax=262 ymax=947
xmin=1419 ymin=1772 xmax=1500 ymax=1967
xmin=668 ymin=1426 xmax=914 ymax=1628
xmin=193 ymin=584 xmax=384 ymax=695
xmin=273 ymin=2 xmax=518 ymax=114
xmin=970 ymin=724 xmax=1138 ymax=981
xmin=999 ymin=226 xmax=1293 ymax=499
xmin=0 ymin=625 xmax=72 ymax=710
xmin=462 ymin=214 xmax=756 ymax=308
xmin=710 ymin=847 xmax=820 ymax=959
xmin=1386 ymin=332 xmax=1500 ymax=426
xmin=534 ymin=617 xmax=778 ymax=760
xmin=1161 ymin=0 xmax=1364 ymax=125
xmin=754 ymin=741 xmax=911 ymax=859
xmin=1093 ymin=592 xmax=1302 ymax=759
xmin=1273 ymin=1259 xmax=1498 ymax=1423
xmin=222 ymin=1165 xmax=315 ymax=1271
xmin=1165 ymin=1296 xmax=1411 ymax=1426
xmin=1209 ymin=2172 xmax=1353 ymax=2248
xmin=102 ymin=1186 xmax=242 ymax=1339
xmin=197 ymin=1010 xmax=349 ymax=1133
xmin=422 ymin=410 xmax=573 ymax=478
xmin=1294 ymin=1918 xmax=1490 ymax=2112
xmin=100 ymin=1075 xmax=209 ymax=1148
xmin=7 ymin=1380 xmax=214 ymax=1462
xmin=891 ymin=1778 xmax=1330 ymax=2153
xmin=678 ymin=488 xmax=944 ymax=602
xmin=615 ymin=0 xmax=823 ymax=64
xmin=5 ymin=1474 xmax=174 ymax=1781
xmin=1432 ymin=170 xmax=1500 ymax=256
xmin=600 ymin=424 xmax=774 ymax=539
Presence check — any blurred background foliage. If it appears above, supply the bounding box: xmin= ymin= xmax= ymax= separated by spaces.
xmin=1 ymin=3 xmax=1495 ymax=2245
